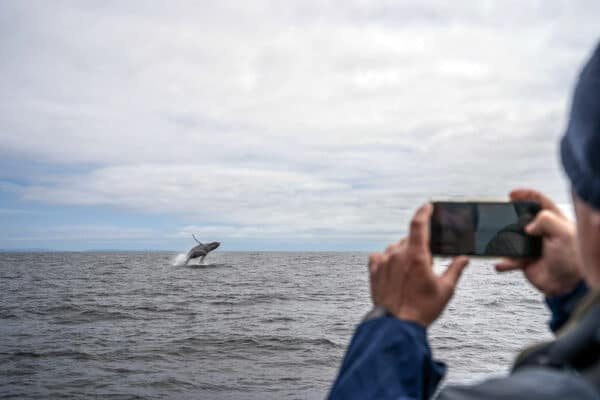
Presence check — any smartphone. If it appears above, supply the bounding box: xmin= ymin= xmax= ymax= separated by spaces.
xmin=429 ymin=201 xmax=542 ymax=258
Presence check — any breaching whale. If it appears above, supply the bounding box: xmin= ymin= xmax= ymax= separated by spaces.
xmin=184 ymin=235 xmax=220 ymax=265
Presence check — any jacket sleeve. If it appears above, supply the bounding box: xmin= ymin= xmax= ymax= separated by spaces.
xmin=545 ymin=281 xmax=588 ymax=333
xmin=328 ymin=316 xmax=446 ymax=400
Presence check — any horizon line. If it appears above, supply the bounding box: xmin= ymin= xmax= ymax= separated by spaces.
xmin=0 ymin=248 xmax=372 ymax=253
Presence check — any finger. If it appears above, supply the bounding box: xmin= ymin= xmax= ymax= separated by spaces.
xmin=509 ymin=188 xmax=563 ymax=215
xmin=495 ymin=258 xmax=527 ymax=272
xmin=525 ymin=209 xmax=564 ymax=237
xmin=368 ymin=253 xmax=383 ymax=275
xmin=409 ymin=203 xmax=433 ymax=250
xmin=380 ymin=252 xmax=390 ymax=265
xmin=398 ymin=238 xmax=408 ymax=251
xmin=441 ymin=256 xmax=470 ymax=288
xmin=385 ymin=240 xmax=404 ymax=255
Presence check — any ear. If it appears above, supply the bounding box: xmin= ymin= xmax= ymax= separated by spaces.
xmin=591 ymin=212 xmax=600 ymax=231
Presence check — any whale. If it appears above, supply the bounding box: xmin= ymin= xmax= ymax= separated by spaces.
xmin=184 ymin=235 xmax=220 ymax=265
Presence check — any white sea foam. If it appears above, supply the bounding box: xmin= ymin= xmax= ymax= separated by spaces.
xmin=172 ymin=253 xmax=188 ymax=266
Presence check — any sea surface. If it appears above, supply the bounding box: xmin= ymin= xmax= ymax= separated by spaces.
xmin=0 ymin=252 xmax=552 ymax=399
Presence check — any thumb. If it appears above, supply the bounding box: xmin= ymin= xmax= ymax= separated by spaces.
xmin=525 ymin=210 xmax=563 ymax=237
xmin=441 ymin=256 xmax=470 ymax=288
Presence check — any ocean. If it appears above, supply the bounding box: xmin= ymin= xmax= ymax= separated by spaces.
xmin=0 ymin=252 xmax=552 ymax=399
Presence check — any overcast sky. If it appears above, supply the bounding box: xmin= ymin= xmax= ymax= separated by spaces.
xmin=0 ymin=1 xmax=598 ymax=251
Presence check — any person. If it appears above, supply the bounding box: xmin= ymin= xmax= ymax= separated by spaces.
xmin=328 ymin=42 xmax=600 ymax=399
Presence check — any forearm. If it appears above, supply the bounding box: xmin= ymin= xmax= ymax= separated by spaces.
xmin=329 ymin=315 xmax=446 ymax=400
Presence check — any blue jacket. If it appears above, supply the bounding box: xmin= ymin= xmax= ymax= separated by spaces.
xmin=328 ymin=282 xmax=592 ymax=400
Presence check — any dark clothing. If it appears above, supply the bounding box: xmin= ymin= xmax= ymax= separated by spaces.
xmin=545 ymin=280 xmax=589 ymax=332
xmin=438 ymin=367 xmax=599 ymax=400
xmin=328 ymin=318 xmax=445 ymax=399
xmin=328 ymin=283 xmax=599 ymax=399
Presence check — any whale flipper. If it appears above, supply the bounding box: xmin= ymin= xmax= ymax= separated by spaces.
xmin=192 ymin=234 xmax=203 ymax=245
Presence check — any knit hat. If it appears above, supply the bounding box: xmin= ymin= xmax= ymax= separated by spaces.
xmin=561 ymin=42 xmax=600 ymax=210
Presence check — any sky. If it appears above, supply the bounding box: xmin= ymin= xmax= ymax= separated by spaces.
xmin=0 ymin=1 xmax=599 ymax=251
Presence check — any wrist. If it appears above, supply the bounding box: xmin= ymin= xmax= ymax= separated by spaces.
xmin=391 ymin=309 xmax=429 ymax=328
xmin=370 ymin=304 xmax=429 ymax=328
xmin=544 ymin=275 xmax=583 ymax=297
xmin=361 ymin=306 xmax=429 ymax=338
xmin=362 ymin=305 xmax=392 ymax=322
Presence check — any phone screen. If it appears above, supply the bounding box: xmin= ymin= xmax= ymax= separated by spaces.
xmin=429 ymin=201 xmax=542 ymax=258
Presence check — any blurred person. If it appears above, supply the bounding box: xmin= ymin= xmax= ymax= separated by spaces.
xmin=328 ymin=42 xmax=600 ymax=399
xmin=430 ymin=203 xmax=478 ymax=255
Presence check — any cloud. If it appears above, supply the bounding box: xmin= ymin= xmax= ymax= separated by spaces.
xmin=0 ymin=1 xmax=598 ymax=246
xmin=1 ymin=224 xmax=157 ymax=242
xmin=20 ymin=163 xmax=409 ymax=238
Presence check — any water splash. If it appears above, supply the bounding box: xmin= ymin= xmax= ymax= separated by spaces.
xmin=172 ymin=253 xmax=188 ymax=266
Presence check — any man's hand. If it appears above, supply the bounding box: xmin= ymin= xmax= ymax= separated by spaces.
xmin=368 ymin=203 xmax=470 ymax=327
xmin=495 ymin=189 xmax=583 ymax=296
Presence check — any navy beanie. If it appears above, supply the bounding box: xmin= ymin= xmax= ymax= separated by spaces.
xmin=561 ymin=41 xmax=600 ymax=210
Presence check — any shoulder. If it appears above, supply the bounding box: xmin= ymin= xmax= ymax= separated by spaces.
xmin=438 ymin=367 xmax=599 ymax=400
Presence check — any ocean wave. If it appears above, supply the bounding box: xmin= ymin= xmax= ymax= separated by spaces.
xmin=168 ymin=335 xmax=343 ymax=352
xmin=260 ymin=316 xmax=296 ymax=323
xmin=0 ymin=350 xmax=94 ymax=361
xmin=52 ymin=309 xmax=135 ymax=324
xmin=0 ymin=310 xmax=19 ymax=319
xmin=209 ymin=292 xmax=293 ymax=306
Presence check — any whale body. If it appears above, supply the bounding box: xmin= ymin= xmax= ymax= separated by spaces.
xmin=185 ymin=235 xmax=220 ymax=265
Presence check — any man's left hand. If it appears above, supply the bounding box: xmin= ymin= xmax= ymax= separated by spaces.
xmin=368 ymin=203 xmax=470 ymax=327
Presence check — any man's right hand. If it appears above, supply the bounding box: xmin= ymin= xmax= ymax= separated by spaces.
xmin=495 ymin=189 xmax=583 ymax=296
